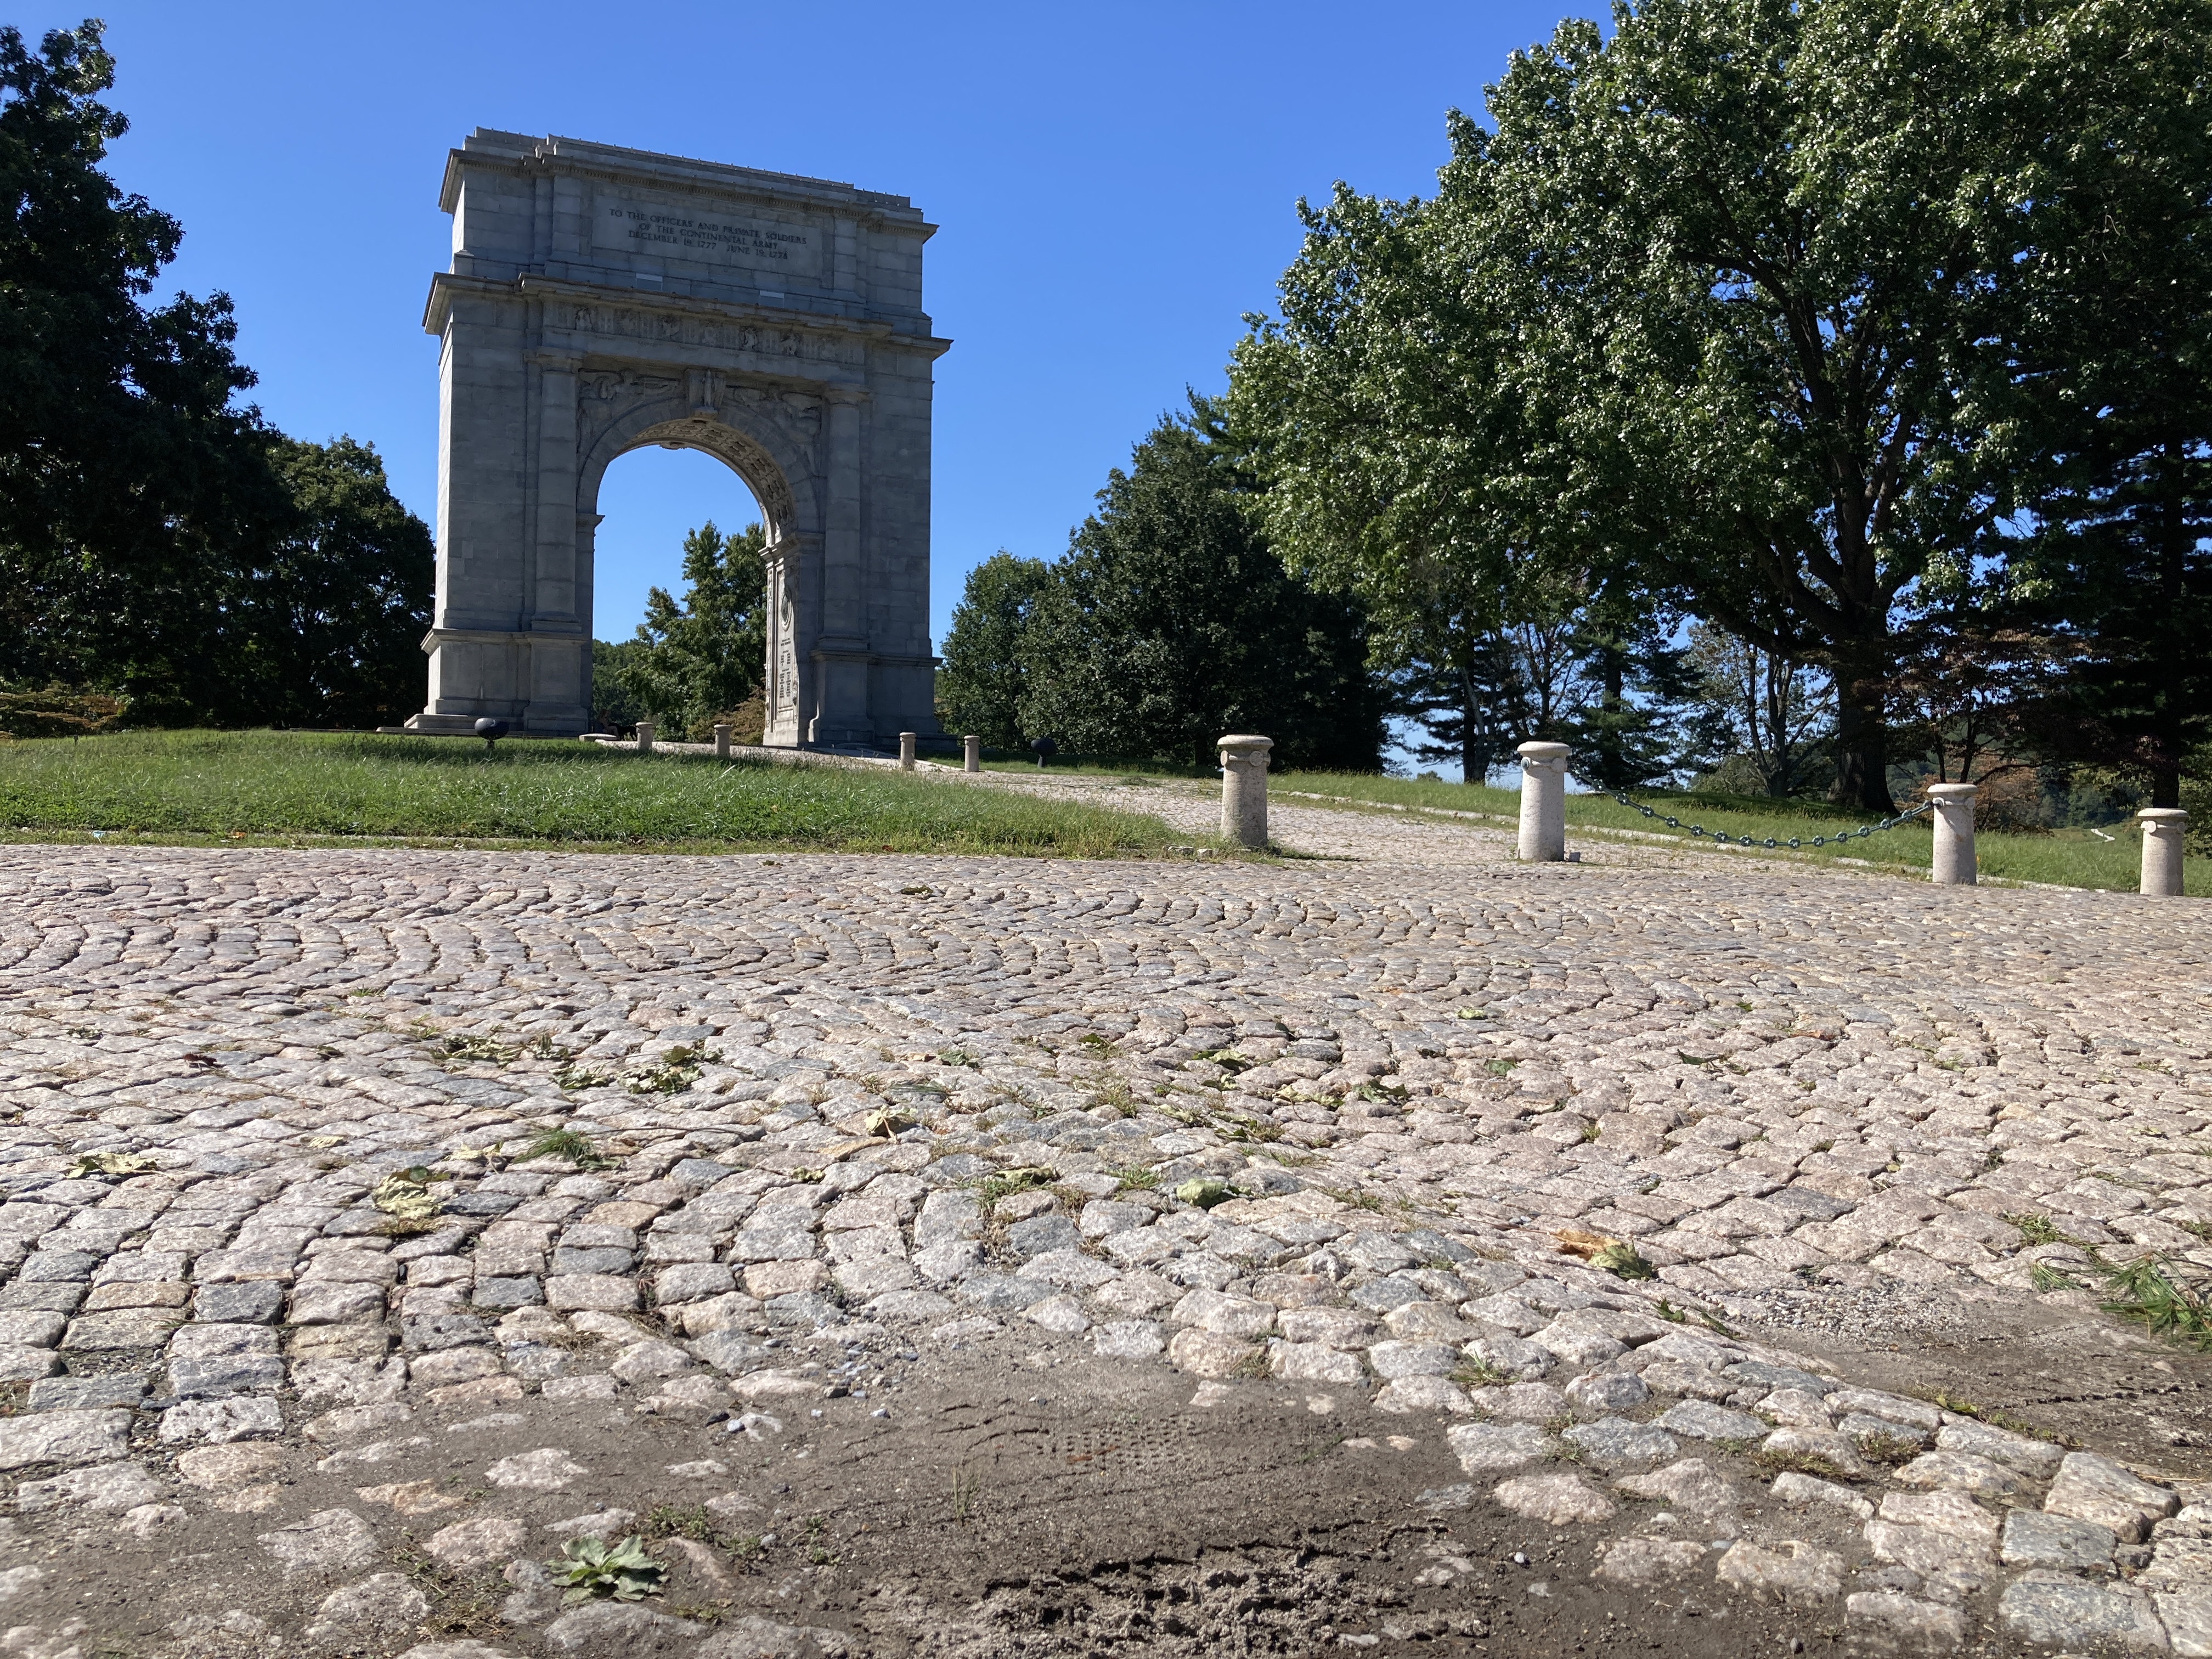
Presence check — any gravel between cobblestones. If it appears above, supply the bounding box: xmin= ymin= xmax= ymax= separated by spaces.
xmin=0 ymin=788 xmax=2206 ymax=1657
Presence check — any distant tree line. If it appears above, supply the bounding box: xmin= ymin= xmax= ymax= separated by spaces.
xmin=0 ymin=22 xmax=429 ymax=732
xmin=947 ymin=0 xmax=2210 ymax=831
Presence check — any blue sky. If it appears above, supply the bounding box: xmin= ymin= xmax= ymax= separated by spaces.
xmin=63 ymin=1 xmax=1582 ymax=657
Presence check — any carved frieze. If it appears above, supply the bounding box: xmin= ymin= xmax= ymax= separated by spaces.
xmin=566 ymin=303 xmax=861 ymax=366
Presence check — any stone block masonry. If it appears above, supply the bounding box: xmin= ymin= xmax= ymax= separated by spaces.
xmin=407 ymin=131 xmax=952 ymax=748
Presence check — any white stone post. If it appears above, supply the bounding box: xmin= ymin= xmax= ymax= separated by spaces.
xmin=635 ymin=720 xmax=654 ymax=755
xmin=1218 ymin=735 xmax=1273 ymax=849
xmin=899 ymin=731 xmax=917 ymax=769
xmin=713 ymin=722 xmax=731 ymax=759
xmin=2140 ymin=808 xmax=2188 ymax=896
xmin=1516 ymin=741 xmax=1570 ymax=862
xmin=963 ymin=735 xmax=980 ymax=773
xmin=1927 ymin=782 xmax=1977 ymax=884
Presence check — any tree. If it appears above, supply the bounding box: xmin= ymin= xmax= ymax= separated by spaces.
xmin=601 ymin=521 xmax=768 ymax=742
xmin=938 ymin=551 xmax=1052 ymax=751
xmin=1988 ymin=0 xmax=2212 ymax=809
xmin=0 ymin=20 xmax=282 ymax=707
xmin=1019 ymin=398 xmax=1385 ymax=772
xmin=207 ymin=436 xmax=432 ymax=727
xmin=1236 ymin=0 xmax=2212 ymax=814
xmin=1681 ymin=624 xmax=1834 ymax=798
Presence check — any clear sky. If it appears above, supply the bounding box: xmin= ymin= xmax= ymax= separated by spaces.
xmin=56 ymin=0 xmax=1583 ymax=657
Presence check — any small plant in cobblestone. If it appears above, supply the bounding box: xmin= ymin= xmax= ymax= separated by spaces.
xmin=1192 ymin=1046 xmax=1250 ymax=1074
xmin=628 ymin=1042 xmax=718 ymax=1095
xmin=1077 ymin=1032 xmax=1116 ymax=1053
xmin=1452 ymin=1358 xmax=1513 ymax=1390
xmin=1104 ymin=1164 xmax=1158 ymax=1190
xmin=977 ymin=1166 xmax=1054 ymax=1205
xmin=554 ymin=1063 xmax=615 ymax=1091
xmin=1752 ymin=1446 xmax=1861 ymax=1483
xmin=1854 ymin=1430 xmax=1923 ymax=1466
xmin=1588 ymin=1240 xmax=1656 ymax=1280
xmin=549 ymin=1533 xmax=667 ymax=1602
xmin=2005 ymin=1212 xmax=2072 ymax=1246
xmin=935 ymin=1046 xmax=980 ymax=1069
xmin=530 ymin=1033 xmax=571 ymax=1061
xmin=1089 ymin=1078 xmax=1137 ymax=1116
xmin=2098 ymin=1253 xmax=2212 ymax=1351
xmin=523 ymin=1128 xmax=613 ymax=1170
xmin=1919 ymin=1390 xmax=2075 ymax=1445
xmin=435 ymin=1031 xmax=517 ymax=1067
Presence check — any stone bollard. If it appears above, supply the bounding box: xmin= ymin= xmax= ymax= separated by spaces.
xmin=1516 ymin=741 xmax=1570 ymax=862
xmin=963 ymin=735 xmax=980 ymax=773
xmin=635 ymin=720 xmax=654 ymax=755
xmin=1218 ymin=735 xmax=1273 ymax=849
xmin=1927 ymin=782 xmax=1977 ymax=884
xmin=898 ymin=731 xmax=917 ymax=769
xmin=2140 ymin=808 xmax=2188 ymax=896
xmin=713 ymin=722 xmax=732 ymax=759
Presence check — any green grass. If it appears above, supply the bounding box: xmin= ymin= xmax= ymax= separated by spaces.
xmin=0 ymin=730 xmax=1198 ymax=858
xmin=1273 ymin=770 xmax=2210 ymax=895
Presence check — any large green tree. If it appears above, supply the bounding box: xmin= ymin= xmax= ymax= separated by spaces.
xmin=1987 ymin=0 xmax=2212 ymax=807
xmin=1018 ymin=399 xmax=1386 ymax=773
xmin=938 ymin=551 xmax=1052 ymax=751
xmin=0 ymin=20 xmax=434 ymax=727
xmin=1237 ymin=0 xmax=2212 ymax=812
xmin=601 ymin=520 xmax=768 ymax=742
xmin=0 ymin=20 xmax=279 ymax=700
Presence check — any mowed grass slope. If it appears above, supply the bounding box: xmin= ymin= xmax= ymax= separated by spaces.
xmin=1276 ymin=770 xmax=2208 ymax=895
xmin=0 ymin=731 xmax=1189 ymax=857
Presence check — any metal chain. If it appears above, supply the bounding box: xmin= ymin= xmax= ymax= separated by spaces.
xmin=1603 ymin=790 xmax=1934 ymax=850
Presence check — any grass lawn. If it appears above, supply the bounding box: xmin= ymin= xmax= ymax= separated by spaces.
xmin=0 ymin=731 xmax=1197 ymax=859
xmin=1275 ymin=770 xmax=2209 ymax=895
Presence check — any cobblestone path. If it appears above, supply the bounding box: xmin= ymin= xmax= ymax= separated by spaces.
xmin=0 ymin=812 xmax=2205 ymax=1656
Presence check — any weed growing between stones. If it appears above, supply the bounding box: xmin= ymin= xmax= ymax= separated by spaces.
xmin=549 ymin=1534 xmax=667 ymax=1602
xmin=523 ymin=1128 xmax=612 ymax=1169
xmin=2098 ymin=1254 xmax=2212 ymax=1351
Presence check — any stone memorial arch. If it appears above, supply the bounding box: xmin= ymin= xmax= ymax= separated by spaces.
xmin=405 ymin=130 xmax=951 ymax=746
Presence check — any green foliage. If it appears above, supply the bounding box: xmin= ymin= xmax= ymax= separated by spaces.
xmin=523 ymin=1128 xmax=612 ymax=1169
xmin=2099 ymin=1254 xmax=2212 ymax=1351
xmin=0 ymin=27 xmax=431 ymax=727
xmin=1231 ymin=0 xmax=2212 ymax=812
xmin=1014 ymin=398 xmax=1387 ymax=772
xmin=548 ymin=1534 xmax=667 ymax=1604
xmin=0 ymin=684 xmax=123 ymax=738
xmin=599 ymin=521 xmax=768 ymax=742
xmin=0 ymin=730 xmax=1189 ymax=857
xmin=938 ymin=551 xmax=1052 ymax=751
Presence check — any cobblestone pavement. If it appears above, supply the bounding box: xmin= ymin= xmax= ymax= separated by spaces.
xmin=0 ymin=800 xmax=2208 ymax=1656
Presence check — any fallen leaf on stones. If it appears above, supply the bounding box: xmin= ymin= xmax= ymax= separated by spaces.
xmin=1173 ymin=1178 xmax=1233 ymax=1209
xmin=67 ymin=1150 xmax=156 ymax=1178
xmin=373 ymin=1172 xmax=442 ymax=1221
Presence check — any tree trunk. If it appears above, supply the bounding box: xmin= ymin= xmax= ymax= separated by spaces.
xmin=1459 ymin=667 xmax=1481 ymax=783
xmin=1599 ymin=647 xmax=1626 ymax=789
xmin=2151 ymin=432 xmax=2185 ymax=809
xmin=1829 ymin=656 xmax=1896 ymax=814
